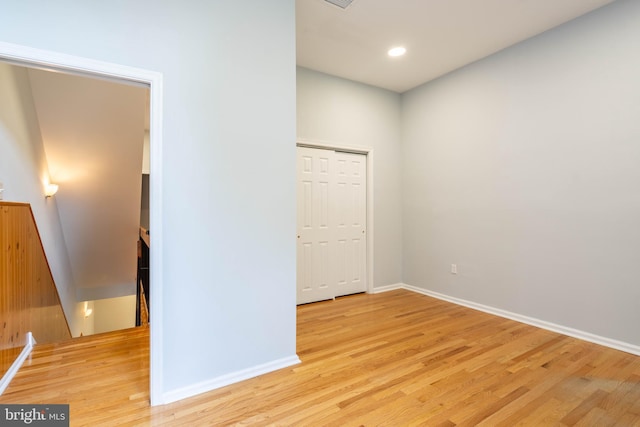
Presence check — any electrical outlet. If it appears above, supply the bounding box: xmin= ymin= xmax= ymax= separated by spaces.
xmin=0 ymin=182 xmax=4 ymax=200
xmin=450 ymin=264 xmax=457 ymax=275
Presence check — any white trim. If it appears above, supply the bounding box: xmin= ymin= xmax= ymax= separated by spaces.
xmin=162 ymin=355 xmax=301 ymax=404
xmin=371 ymin=283 xmax=404 ymax=294
xmin=0 ymin=41 xmax=165 ymax=406
xmin=296 ymin=139 xmax=370 ymax=155
xmin=379 ymin=283 xmax=640 ymax=357
xmin=0 ymin=333 xmax=36 ymax=395
xmin=0 ymin=42 xmax=154 ymax=86
xmin=148 ymin=63 xmax=164 ymax=408
xmin=366 ymin=150 xmax=374 ymax=295
xmin=296 ymin=139 xmax=375 ymax=295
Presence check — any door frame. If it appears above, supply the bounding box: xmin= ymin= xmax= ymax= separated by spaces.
xmin=0 ymin=41 xmax=164 ymax=405
xmin=296 ymin=139 xmax=374 ymax=295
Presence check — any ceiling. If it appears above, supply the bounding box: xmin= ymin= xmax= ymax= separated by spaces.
xmin=27 ymin=67 xmax=147 ymax=300
xmin=296 ymin=0 xmax=617 ymax=93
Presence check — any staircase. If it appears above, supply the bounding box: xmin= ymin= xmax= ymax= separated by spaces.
xmin=1 ymin=326 xmax=149 ymax=423
xmin=0 ymin=203 xmax=71 ymax=348
xmin=1 ymin=202 xmax=72 ymax=388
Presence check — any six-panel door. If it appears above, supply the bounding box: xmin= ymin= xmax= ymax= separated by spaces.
xmin=296 ymin=146 xmax=367 ymax=304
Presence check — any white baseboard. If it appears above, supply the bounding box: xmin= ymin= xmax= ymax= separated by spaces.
xmin=381 ymin=283 xmax=640 ymax=357
xmin=162 ymin=355 xmax=301 ymax=404
xmin=0 ymin=332 xmax=36 ymax=395
xmin=371 ymin=283 xmax=404 ymax=294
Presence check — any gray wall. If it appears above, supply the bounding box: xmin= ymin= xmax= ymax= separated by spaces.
xmin=297 ymin=67 xmax=404 ymax=288
xmin=401 ymin=0 xmax=640 ymax=346
xmin=0 ymin=0 xmax=297 ymax=399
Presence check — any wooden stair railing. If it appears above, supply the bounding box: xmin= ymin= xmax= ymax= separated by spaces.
xmin=138 ymin=279 xmax=149 ymax=326
xmin=0 ymin=202 xmax=72 ymax=379
xmin=136 ymin=227 xmax=150 ymax=326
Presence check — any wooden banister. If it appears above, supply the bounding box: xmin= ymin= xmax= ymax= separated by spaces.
xmin=139 ymin=226 xmax=150 ymax=248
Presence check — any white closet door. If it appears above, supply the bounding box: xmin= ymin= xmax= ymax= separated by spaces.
xmin=333 ymin=151 xmax=367 ymax=298
xmin=296 ymin=146 xmax=367 ymax=304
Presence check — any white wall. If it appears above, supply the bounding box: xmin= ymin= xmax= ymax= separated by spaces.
xmin=0 ymin=62 xmax=84 ymax=336
xmin=297 ymin=67 xmax=404 ymax=288
xmin=401 ymin=0 xmax=640 ymax=346
xmin=0 ymin=0 xmax=297 ymax=401
xmin=93 ymin=296 xmax=136 ymax=334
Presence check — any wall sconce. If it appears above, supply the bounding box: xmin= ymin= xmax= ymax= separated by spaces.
xmin=45 ymin=183 xmax=59 ymax=198
xmin=84 ymin=301 xmax=93 ymax=318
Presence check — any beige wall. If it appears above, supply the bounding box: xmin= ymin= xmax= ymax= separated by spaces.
xmin=93 ymin=296 xmax=136 ymax=334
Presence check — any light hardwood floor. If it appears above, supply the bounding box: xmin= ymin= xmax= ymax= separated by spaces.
xmin=2 ymin=290 xmax=640 ymax=426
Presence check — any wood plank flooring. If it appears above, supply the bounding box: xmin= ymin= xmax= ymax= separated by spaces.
xmin=2 ymin=290 xmax=640 ymax=426
xmin=0 ymin=346 xmax=23 ymax=376
xmin=1 ymin=325 xmax=150 ymax=422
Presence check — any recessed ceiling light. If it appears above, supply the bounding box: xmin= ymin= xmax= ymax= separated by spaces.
xmin=388 ymin=46 xmax=406 ymax=57
xmin=323 ymin=0 xmax=355 ymax=9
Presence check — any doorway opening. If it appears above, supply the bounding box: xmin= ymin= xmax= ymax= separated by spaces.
xmin=0 ymin=41 xmax=164 ymax=405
